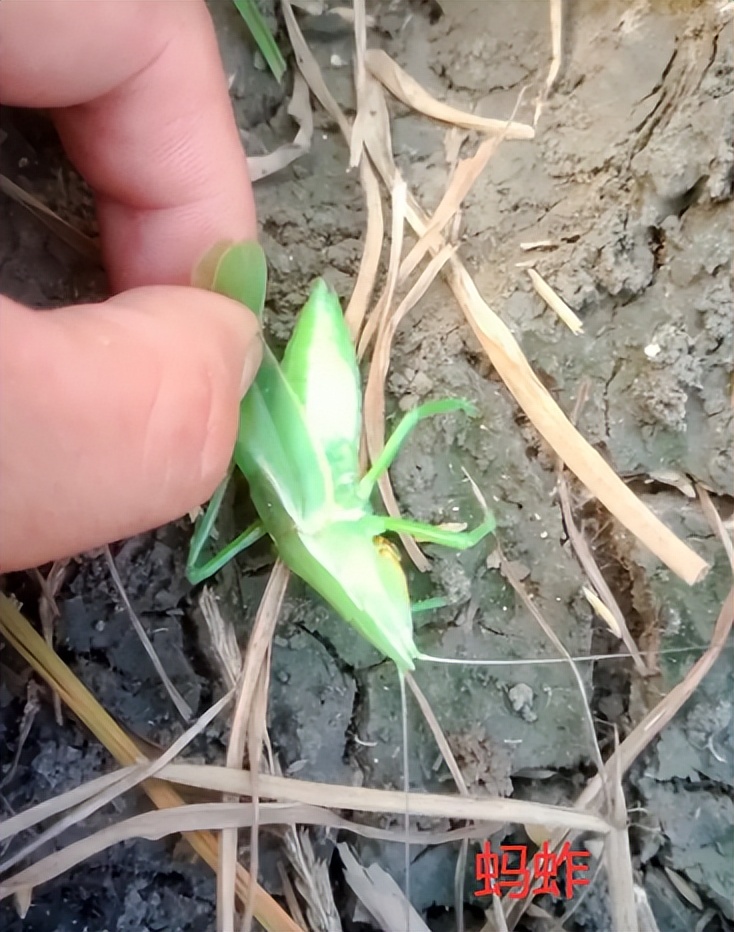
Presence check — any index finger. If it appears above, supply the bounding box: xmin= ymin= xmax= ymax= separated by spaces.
xmin=0 ymin=0 xmax=256 ymax=289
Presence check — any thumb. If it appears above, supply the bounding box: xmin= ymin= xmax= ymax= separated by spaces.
xmin=0 ymin=286 xmax=261 ymax=572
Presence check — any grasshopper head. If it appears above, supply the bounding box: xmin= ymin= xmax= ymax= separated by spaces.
xmin=277 ymin=523 xmax=419 ymax=674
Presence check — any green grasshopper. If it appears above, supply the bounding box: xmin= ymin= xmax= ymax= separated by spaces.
xmin=187 ymin=241 xmax=495 ymax=674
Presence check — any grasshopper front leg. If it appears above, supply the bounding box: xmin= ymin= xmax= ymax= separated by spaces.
xmin=187 ymin=520 xmax=267 ymax=585
xmin=359 ymin=396 xmax=495 ymax=550
xmin=358 ymin=398 xmax=478 ymax=500
xmin=187 ymin=467 xmax=267 ymax=585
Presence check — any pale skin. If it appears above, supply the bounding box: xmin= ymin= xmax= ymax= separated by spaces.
xmin=0 ymin=0 xmax=262 ymax=572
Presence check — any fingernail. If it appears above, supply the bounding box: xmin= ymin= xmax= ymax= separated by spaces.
xmin=239 ymin=341 xmax=262 ymax=398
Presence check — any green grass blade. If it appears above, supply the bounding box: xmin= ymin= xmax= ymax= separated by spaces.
xmin=232 ymin=0 xmax=287 ymax=83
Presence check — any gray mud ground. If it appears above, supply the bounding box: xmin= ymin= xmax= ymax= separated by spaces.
xmin=1 ymin=2 xmax=732 ymax=931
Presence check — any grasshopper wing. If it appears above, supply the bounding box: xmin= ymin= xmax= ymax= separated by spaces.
xmin=207 ymin=242 xmax=334 ymax=526
xmin=280 ymin=280 xmax=362 ymax=507
xmin=236 ymin=342 xmax=334 ymax=527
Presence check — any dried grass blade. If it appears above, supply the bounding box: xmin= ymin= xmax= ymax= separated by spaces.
xmin=344 ymin=4 xmax=385 ymax=343
xmin=248 ymin=72 xmax=313 ymax=181
xmin=240 ymin=591 xmax=281 ymax=932
xmin=401 ymin=91 xmax=526 ymax=282
xmin=405 ymin=673 xmax=468 ymax=797
xmin=356 ymin=73 xmax=397 ymax=200
xmin=239 ymin=655 xmax=273 ymax=932
xmin=348 ymin=0 xmax=368 ymax=168
xmin=160 ymin=763 xmax=611 ymax=834
xmin=13 ymin=888 xmax=31 ymax=920
xmin=281 ymin=0 xmax=351 ymax=139
xmin=664 ymin=867 xmax=704 ymax=910
xmin=400 ymin=137 xmax=496 ymax=279
xmin=277 ymin=862 xmax=309 ymax=932
xmin=634 ymin=885 xmax=662 ymax=931
xmin=605 ymin=733 xmax=638 ymax=932
xmin=198 ymin=586 xmax=242 ymax=689
xmin=526 ymin=267 xmax=584 ymax=335
xmin=357 ymin=175 xmax=406 ymax=479
xmin=0 ymin=174 xmax=99 ymax=261
xmin=533 ymin=0 xmax=564 ymax=127
xmin=283 ymin=828 xmax=342 ymax=932
xmin=0 ymin=593 xmax=300 ymax=932
xmin=1 ymin=799 xmax=601 ymax=902
xmin=104 ymin=546 xmax=192 ymax=720
xmin=356 ymin=163 xmax=405 ymax=361
xmin=546 ymin=0 xmax=564 ymax=95
xmin=696 ymin=483 xmax=734 ymax=572
xmin=582 ymin=586 xmax=623 ymax=638
xmin=557 ymin=475 xmax=647 ymax=675
xmin=407 ymin=673 xmax=472 ymax=932
xmin=454 ymin=839 xmax=470 ymax=932
xmin=221 ymin=561 xmax=289 ymax=932
xmin=445 ymin=259 xmax=708 ymax=585
xmin=365 ymin=49 xmax=534 ymax=139
xmin=32 ymin=559 xmax=68 ymax=725
xmin=338 ymin=842 xmax=431 ymax=932
xmin=344 ymin=155 xmax=384 ymax=342
xmin=332 ymin=4 xmax=375 ymax=26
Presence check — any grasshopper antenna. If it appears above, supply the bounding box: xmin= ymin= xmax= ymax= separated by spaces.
xmin=399 ymin=671 xmax=411 ymax=930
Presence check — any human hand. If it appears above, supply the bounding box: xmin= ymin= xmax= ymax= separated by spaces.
xmin=0 ymin=0 xmax=261 ymax=572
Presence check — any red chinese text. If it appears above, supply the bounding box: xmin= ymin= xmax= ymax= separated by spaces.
xmin=475 ymin=840 xmax=590 ymax=900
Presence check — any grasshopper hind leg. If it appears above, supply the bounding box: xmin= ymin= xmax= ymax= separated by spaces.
xmin=364 ymin=511 xmax=496 ymax=552
xmin=384 ymin=513 xmax=495 ymax=549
